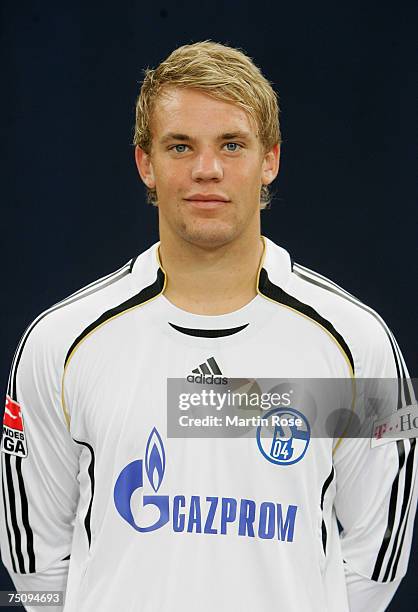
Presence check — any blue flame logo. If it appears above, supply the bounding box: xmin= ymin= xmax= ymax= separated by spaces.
xmin=114 ymin=428 xmax=169 ymax=532
xmin=145 ymin=428 xmax=165 ymax=492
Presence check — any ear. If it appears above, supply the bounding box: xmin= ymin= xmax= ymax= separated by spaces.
xmin=261 ymin=144 xmax=280 ymax=186
xmin=135 ymin=146 xmax=156 ymax=189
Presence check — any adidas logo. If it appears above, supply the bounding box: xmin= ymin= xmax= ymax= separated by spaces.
xmin=187 ymin=357 xmax=228 ymax=385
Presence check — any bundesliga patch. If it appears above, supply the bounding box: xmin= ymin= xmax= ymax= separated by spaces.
xmin=1 ymin=396 xmax=28 ymax=458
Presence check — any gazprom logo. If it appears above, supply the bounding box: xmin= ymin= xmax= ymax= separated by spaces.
xmin=114 ymin=428 xmax=169 ymax=532
xmin=114 ymin=428 xmax=298 ymax=542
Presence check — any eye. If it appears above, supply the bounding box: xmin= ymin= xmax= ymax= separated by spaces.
xmin=224 ymin=142 xmax=241 ymax=152
xmin=170 ymin=144 xmax=189 ymax=153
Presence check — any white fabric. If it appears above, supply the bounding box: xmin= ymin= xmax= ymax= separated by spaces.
xmin=0 ymin=238 xmax=415 ymax=612
xmin=9 ymin=559 xmax=68 ymax=611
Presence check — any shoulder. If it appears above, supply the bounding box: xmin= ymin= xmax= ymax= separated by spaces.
xmin=261 ymin=237 xmax=401 ymax=378
xmin=288 ymin=260 xmax=400 ymax=378
xmin=13 ymin=243 xmax=161 ymax=377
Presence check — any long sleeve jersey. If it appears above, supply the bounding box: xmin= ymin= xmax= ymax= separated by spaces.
xmin=1 ymin=237 xmax=416 ymax=611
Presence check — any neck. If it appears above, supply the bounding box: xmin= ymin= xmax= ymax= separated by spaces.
xmin=158 ymin=232 xmax=264 ymax=316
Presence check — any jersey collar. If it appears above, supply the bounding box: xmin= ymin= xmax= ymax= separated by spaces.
xmin=130 ymin=236 xmax=292 ymax=296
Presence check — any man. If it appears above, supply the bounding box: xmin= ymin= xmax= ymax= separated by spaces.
xmin=0 ymin=41 xmax=416 ymax=611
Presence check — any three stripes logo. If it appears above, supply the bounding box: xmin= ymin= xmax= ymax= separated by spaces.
xmin=186 ymin=356 xmax=228 ymax=385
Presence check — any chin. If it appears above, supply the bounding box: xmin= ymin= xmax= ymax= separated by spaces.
xmin=178 ymin=219 xmax=241 ymax=248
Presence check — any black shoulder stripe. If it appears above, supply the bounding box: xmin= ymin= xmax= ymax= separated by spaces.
xmin=168 ymin=322 xmax=248 ymax=338
xmin=371 ymin=440 xmax=405 ymax=580
xmin=390 ymin=445 xmax=417 ymax=579
xmin=15 ymin=458 xmax=35 ymax=573
xmin=53 ymin=262 xmax=131 ymax=306
xmin=258 ymin=268 xmax=354 ymax=374
xmin=293 ymin=265 xmax=411 ymax=404
xmin=392 ymin=336 xmax=413 ymax=405
xmin=73 ymin=440 xmax=95 ymax=548
xmin=8 ymin=264 xmax=131 ymax=400
xmin=2 ymin=454 xmax=36 ymax=574
xmin=1 ymin=456 xmax=16 ymax=572
xmin=3 ymin=454 xmax=25 ymax=573
xmin=383 ymin=438 xmax=416 ymax=581
xmin=64 ymin=269 xmax=165 ymax=368
xmin=129 ymin=255 xmax=139 ymax=273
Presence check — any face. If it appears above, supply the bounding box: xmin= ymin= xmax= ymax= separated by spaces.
xmin=135 ymin=87 xmax=280 ymax=249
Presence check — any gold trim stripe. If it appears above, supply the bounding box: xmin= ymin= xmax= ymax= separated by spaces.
xmin=61 ymin=255 xmax=166 ymax=429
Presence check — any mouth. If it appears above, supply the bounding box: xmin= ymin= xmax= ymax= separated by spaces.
xmin=183 ymin=194 xmax=230 ymax=210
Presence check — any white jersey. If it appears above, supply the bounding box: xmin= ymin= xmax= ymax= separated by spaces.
xmin=1 ymin=237 xmax=416 ymax=612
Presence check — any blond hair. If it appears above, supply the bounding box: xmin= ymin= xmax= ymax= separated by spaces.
xmin=133 ymin=41 xmax=281 ymax=209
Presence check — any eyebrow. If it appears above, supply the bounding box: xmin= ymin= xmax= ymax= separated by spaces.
xmin=219 ymin=131 xmax=252 ymax=140
xmin=159 ymin=130 xmax=252 ymax=144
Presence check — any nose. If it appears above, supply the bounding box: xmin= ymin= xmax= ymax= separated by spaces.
xmin=191 ymin=148 xmax=223 ymax=182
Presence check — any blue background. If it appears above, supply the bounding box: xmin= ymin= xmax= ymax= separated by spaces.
xmin=1 ymin=0 xmax=416 ymax=609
